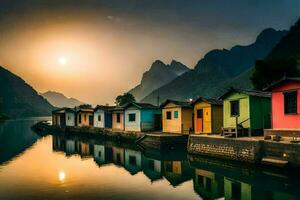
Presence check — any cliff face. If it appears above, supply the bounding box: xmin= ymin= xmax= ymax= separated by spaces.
xmin=41 ymin=91 xmax=85 ymax=108
xmin=0 ymin=66 xmax=55 ymax=118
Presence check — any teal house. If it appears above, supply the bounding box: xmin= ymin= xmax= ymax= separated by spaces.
xmin=124 ymin=102 xmax=161 ymax=132
xmin=219 ymin=88 xmax=271 ymax=136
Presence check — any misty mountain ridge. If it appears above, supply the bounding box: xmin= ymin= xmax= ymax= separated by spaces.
xmin=0 ymin=66 xmax=55 ymax=118
xmin=41 ymin=91 xmax=85 ymax=108
xmin=141 ymin=28 xmax=287 ymax=104
xmin=128 ymin=60 xmax=189 ymax=101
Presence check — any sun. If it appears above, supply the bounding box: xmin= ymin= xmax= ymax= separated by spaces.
xmin=58 ymin=56 xmax=67 ymax=65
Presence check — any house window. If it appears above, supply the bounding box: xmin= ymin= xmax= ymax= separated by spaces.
xmin=116 ymin=113 xmax=121 ymax=123
xmin=98 ymin=115 xmax=101 ymax=121
xmin=84 ymin=114 xmax=87 ymax=121
xmin=67 ymin=116 xmax=70 ymax=120
xmin=230 ymin=100 xmax=240 ymax=116
xmin=79 ymin=114 xmax=82 ymax=123
xmin=98 ymin=151 xmax=102 ymax=157
xmin=197 ymin=109 xmax=203 ymax=118
xmin=174 ymin=111 xmax=178 ymax=119
xmin=197 ymin=175 xmax=204 ymax=187
xmin=129 ymin=155 xmax=137 ymax=165
xmin=284 ymin=91 xmax=297 ymax=114
xmin=129 ymin=113 xmax=136 ymax=122
xmin=166 ymin=111 xmax=172 ymax=120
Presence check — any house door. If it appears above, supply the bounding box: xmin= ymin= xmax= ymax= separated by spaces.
xmin=203 ymin=107 xmax=211 ymax=133
xmin=89 ymin=115 xmax=94 ymax=126
xmin=195 ymin=109 xmax=203 ymax=133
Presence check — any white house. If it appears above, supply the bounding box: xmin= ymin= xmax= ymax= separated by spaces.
xmin=94 ymin=105 xmax=114 ymax=128
xmin=94 ymin=144 xmax=106 ymax=165
xmin=52 ymin=108 xmax=76 ymax=127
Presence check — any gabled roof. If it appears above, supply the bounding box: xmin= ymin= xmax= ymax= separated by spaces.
xmin=219 ymin=88 xmax=271 ymax=100
xmin=160 ymin=99 xmax=192 ymax=108
xmin=192 ymin=97 xmax=223 ymax=106
xmin=94 ymin=105 xmax=116 ymax=112
xmin=263 ymin=77 xmax=300 ymax=91
xmin=123 ymin=102 xmax=158 ymax=110
xmin=52 ymin=107 xmax=75 ymax=114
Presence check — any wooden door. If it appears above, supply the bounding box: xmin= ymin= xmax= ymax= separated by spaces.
xmin=203 ymin=107 xmax=211 ymax=133
xmin=195 ymin=109 xmax=203 ymax=133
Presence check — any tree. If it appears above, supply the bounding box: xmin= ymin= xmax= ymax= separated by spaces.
xmin=251 ymin=58 xmax=299 ymax=90
xmin=115 ymin=93 xmax=136 ymax=106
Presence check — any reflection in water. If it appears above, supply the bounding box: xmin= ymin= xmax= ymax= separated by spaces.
xmin=0 ymin=120 xmax=300 ymax=200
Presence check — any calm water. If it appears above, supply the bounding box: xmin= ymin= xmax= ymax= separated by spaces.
xmin=0 ymin=119 xmax=300 ymax=200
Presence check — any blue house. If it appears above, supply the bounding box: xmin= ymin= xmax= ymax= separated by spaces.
xmin=93 ymin=105 xmax=115 ymax=129
xmin=123 ymin=102 xmax=161 ymax=132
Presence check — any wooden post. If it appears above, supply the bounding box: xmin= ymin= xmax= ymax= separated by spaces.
xmin=235 ymin=116 xmax=238 ymax=138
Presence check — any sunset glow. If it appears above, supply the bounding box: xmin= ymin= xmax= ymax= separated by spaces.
xmin=58 ymin=56 xmax=67 ymax=65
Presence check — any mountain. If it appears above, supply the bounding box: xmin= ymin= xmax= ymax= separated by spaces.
xmin=0 ymin=66 xmax=55 ymax=118
xmin=141 ymin=28 xmax=287 ymax=104
xmin=41 ymin=91 xmax=85 ymax=108
xmin=128 ymin=60 xmax=189 ymax=101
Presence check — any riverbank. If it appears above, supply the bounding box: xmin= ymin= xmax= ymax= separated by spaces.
xmin=188 ymin=135 xmax=300 ymax=167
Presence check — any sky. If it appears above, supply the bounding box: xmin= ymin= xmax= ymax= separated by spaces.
xmin=0 ymin=0 xmax=299 ymax=105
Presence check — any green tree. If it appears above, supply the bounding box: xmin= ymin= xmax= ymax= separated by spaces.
xmin=115 ymin=93 xmax=136 ymax=106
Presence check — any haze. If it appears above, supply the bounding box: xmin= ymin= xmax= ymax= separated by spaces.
xmin=0 ymin=0 xmax=299 ymax=105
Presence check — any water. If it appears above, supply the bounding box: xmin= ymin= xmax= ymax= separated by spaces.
xmin=0 ymin=119 xmax=299 ymax=200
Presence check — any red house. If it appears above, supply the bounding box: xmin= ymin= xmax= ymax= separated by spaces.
xmin=265 ymin=77 xmax=300 ymax=136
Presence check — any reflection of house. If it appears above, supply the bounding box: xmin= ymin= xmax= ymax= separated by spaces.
xmin=224 ymin=177 xmax=252 ymax=200
xmin=192 ymin=97 xmax=223 ymax=134
xmin=123 ymin=102 xmax=161 ymax=132
xmin=194 ymin=169 xmax=224 ymax=199
xmin=76 ymin=106 xmax=94 ymax=127
xmin=112 ymin=107 xmax=125 ymax=131
xmin=80 ymin=142 xmax=92 ymax=158
xmin=160 ymin=99 xmax=193 ymax=134
xmin=93 ymin=144 xmax=114 ymax=166
xmin=93 ymin=105 xmax=114 ymax=129
xmin=52 ymin=135 xmax=66 ymax=152
xmin=142 ymin=155 xmax=163 ymax=182
xmin=112 ymin=146 xmax=125 ymax=166
xmin=163 ymin=160 xmax=192 ymax=187
xmin=52 ymin=108 xmax=76 ymax=128
xmin=124 ymin=149 xmax=142 ymax=175
xmin=65 ymin=139 xmax=76 ymax=155
xmin=264 ymin=77 xmax=300 ymax=136
xmin=220 ymin=88 xmax=271 ymax=136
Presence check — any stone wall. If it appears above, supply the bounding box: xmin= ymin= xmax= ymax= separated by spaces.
xmin=188 ymin=135 xmax=262 ymax=163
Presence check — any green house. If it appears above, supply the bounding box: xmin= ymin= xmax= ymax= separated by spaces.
xmin=219 ymin=88 xmax=271 ymax=136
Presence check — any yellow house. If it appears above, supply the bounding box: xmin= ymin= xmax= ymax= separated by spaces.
xmin=75 ymin=105 xmax=94 ymax=127
xmin=160 ymin=99 xmax=193 ymax=134
xmin=192 ymin=97 xmax=223 ymax=134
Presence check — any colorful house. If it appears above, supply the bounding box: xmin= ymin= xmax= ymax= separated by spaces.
xmin=219 ymin=88 xmax=271 ymax=136
xmin=160 ymin=99 xmax=193 ymax=134
xmin=124 ymin=102 xmax=161 ymax=132
xmin=192 ymin=97 xmax=223 ymax=134
xmin=52 ymin=108 xmax=76 ymax=128
xmin=75 ymin=106 xmax=94 ymax=127
xmin=124 ymin=148 xmax=142 ymax=175
xmin=112 ymin=106 xmax=125 ymax=131
xmin=93 ymin=105 xmax=114 ymax=129
xmin=264 ymin=77 xmax=300 ymax=136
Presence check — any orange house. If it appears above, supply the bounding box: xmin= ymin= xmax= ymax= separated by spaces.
xmin=192 ymin=97 xmax=223 ymax=134
xmin=75 ymin=106 xmax=94 ymax=127
xmin=112 ymin=106 xmax=125 ymax=131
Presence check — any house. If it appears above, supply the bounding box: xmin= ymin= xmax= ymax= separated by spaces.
xmin=160 ymin=99 xmax=193 ymax=134
xmin=52 ymin=108 xmax=76 ymax=128
xmin=123 ymin=102 xmax=161 ymax=132
xmin=75 ymin=105 xmax=94 ymax=127
xmin=163 ymin=160 xmax=193 ymax=187
xmin=192 ymin=97 xmax=223 ymax=134
xmin=142 ymin=155 xmax=163 ymax=182
xmin=93 ymin=105 xmax=115 ymax=129
xmin=264 ymin=77 xmax=300 ymax=137
xmin=219 ymin=88 xmax=271 ymax=136
xmin=112 ymin=146 xmax=125 ymax=166
xmin=112 ymin=106 xmax=125 ymax=131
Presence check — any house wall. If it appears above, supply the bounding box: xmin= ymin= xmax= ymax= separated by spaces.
xmin=94 ymin=144 xmax=105 ymax=163
xmin=77 ymin=112 xmax=93 ymax=127
xmin=223 ymin=93 xmax=250 ymax=128
xmin=141 ymin=109 xmax=161 ymax=131
xmin=112 ymin=147 xmax=124 ymax=165
xmin=182 ymin=108 xmax=193 ymax=134
xmin=162 ymin=102 xmax=182 ymax=133
xmin=65 ymin=112 xmax=75 ymax=127
xmin=125 ymin=149 xmax=142 ymax=168
xmin=271 ymin=82 xmax=300 ymax=129
xmin=125 ymin=108 xmax=141 ymax=132
xmin=249 ymin=96 xmax=271 ymax=130
xmin=112 ymin=112 xmax=125 ymax=131
xmin=94 ymin=110 xmax=105 ymax=128
xmin=212 ymin=105 xmax=223 ymax=134
xmin=194 ymin=102 xmax=212 ymax=134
